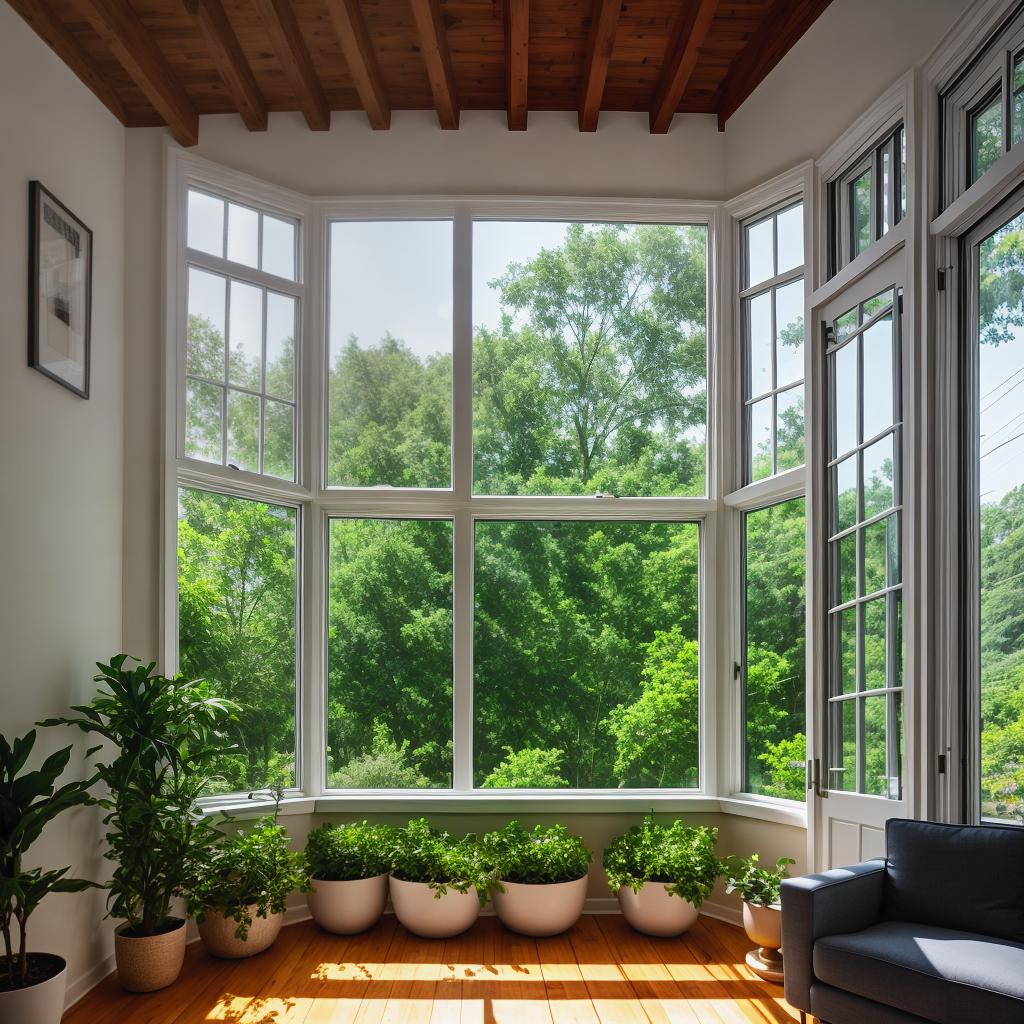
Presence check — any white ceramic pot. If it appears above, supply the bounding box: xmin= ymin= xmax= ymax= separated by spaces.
xmin=114 ymin=919 xmax=187 ymax=992
xmin=742 ymin=901 xmax=782 ymax=949
xmin=198 ymin=904 xmax=284 ymax=958
xmin=617 ymin=882 xmax=699 ymax=937
xmin=389 ymin=876 xmax=480 ymax=938
xmin=0 ymin=954 xmax=67 ymax=1024
xmin=493 ymin=876 xmax=588 ymax=936
xmin=307 ymin=874 xmax=389 ymax=934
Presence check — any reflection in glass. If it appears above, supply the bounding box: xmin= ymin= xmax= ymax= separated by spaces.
xmin=863 ymin=433 xmax=895 ymax=519
xmin=226 ymin=389 xmax=259 ymax=472
xmin=833 ymin=454 xmax=858 ymax=534
xmin=746 ymin=217 xmax=774 ymax=287
xmin=862 ymin=599 xmax=886 ymax=691
xmin=830 ymin=698 xmax=857 ymax=792
xmin=187 ymin=268 xmax=226 ymax=380
xmin=837 ymin=533 xmax=856 ymax=606
xmin=747 ymin=291 xmax=772 ymax=397
xmin=749 ymin=396 xmax=773 ymax=482
xmin=852 ymin=169 xmax=872 ymax=257
xmin=972 ymin=92 xmax=1003 ymax=184
xmin=863 ymin=695 xmax=889 ymax=795
xmin=187 ymin=189 xmax=223 ymax=257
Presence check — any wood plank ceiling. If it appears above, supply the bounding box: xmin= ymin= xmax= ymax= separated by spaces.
xmin=7 ymin=0 xmax=835 ymax=146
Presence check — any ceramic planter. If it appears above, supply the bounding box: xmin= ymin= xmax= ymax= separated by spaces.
xmin=114 ymin=918 xmax=187 ymax=992
xmin=307 ymin=874 xmax=389 ymax=934
xmin=0 ymin=954 xmax=67 ymax=1024
xmin=389 ymin=876 xmax=480 ymax=938
xmin=198 ymin=904 xmax=284 ymax=959
xmin=617 ymin=882 xmax=699 ymax=937
xmin=741 ymin=901 xmax=784 ymax=982
xmin=493 ymin=876 xmax=588 ymax=936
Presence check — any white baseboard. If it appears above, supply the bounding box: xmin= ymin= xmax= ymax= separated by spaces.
xmin=698 ymin=900 xmax=742 ymax=927
xmin=64 ymin=951 xmax=116 ymax=1010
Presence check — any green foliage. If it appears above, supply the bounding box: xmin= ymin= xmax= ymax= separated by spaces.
xmin=603 ymin=815 xmax=719 ymax=907
xmin=0 ymin=731 xmax=97 ymax=990
xmin=389 ymin=819 xmax=489 ymax=903
xmin=479 ymin=821 xmax=591 ymax=886
xmin=722 ymin=854 xmax=795 ymax=907
xmin=329 ymin=722 xmax=430 ymax=790
xmin=758 ymin=735 xmax=807 ymax=801
xmin=186 ymin=819 xmax=309 ymax=941
xmin=305 ymin=821 xmax=396 ymax=882
xmin=481 ymin=748 xmax=567 ymax=789
xmin=40 ymin=655 xmax=238 ymax=936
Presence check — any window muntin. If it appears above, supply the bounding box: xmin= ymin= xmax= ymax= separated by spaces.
xmin=177 ymin=488 xmax=298 ymax=793
xmin=741 ymin=201 xmax=806 ymax=483
xmin=825 ymin=287 xmax=904 ymax=799
xmin=473 ymin=520 xmax=700 ymax=789
xmin=471 ymin=221 xmax=708 ymax=498
xmin=975 ymin=208 xmax=1024 ymax=823
xmin=326 ymin=220 xmax=453 ymax=489
xmin=743 ymin=498 xmax=806 ymax=799
xmin=326 ymin=517 xmax=453 ymax=789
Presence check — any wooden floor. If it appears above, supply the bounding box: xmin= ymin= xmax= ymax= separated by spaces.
xmin=63 ymin=914 xmax=801 ymax=1024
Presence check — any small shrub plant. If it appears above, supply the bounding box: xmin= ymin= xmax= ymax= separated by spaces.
xmin=390 ymin=818 xmax=489 ymax=903
xmin=305 ymin=821 xmax=396 ymax=882
xmin=722 ymin=854 xmax=795 ymax=907
xmin=480 ymin=821 xmax=591 ymax=887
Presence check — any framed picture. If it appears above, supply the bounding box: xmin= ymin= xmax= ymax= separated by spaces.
xmin=28 ymin=181 xmax=92 ymax=398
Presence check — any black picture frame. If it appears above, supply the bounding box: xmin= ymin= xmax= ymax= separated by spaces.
xmin=28 ymin=180 xmax=92 ymax=399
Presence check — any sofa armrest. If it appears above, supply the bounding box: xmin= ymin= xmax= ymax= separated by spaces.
xmin=781 ymin=858 xmax=886 ymax=1012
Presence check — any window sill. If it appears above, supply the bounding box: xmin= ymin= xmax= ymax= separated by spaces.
xmin=718 ymin=795 xmax=807 ymax=828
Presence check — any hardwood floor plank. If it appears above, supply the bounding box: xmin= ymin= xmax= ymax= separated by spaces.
xmin=483 ymin=915 xmax=553 ymax=1024
xmin=567 ymin=915 xmax=652 ymax=1024
xmin=535 ymin=928 xmax=601 ymax=1024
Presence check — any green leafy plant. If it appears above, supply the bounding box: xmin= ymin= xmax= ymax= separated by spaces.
xmin=389 ymin=818 xmax=489 ymax=903
xmin=1 ymin=731 xmax=98 ymax=991
xmin=603 ymin=814 xmax=719 ymax=906
xmin=480 ymin=821 xmax=591 ymax=887
xmin=186 ymin=818 xmax=309 ymax=940
xmin=305 ymin=821 xmax=397 ymax=881
xmin=722 ymin=854 xmax=795 ymax=907
xmin=41 ymin=655 xmax=239 ymax=937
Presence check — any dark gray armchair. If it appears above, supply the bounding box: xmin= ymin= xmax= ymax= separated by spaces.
xmin=780 ymin=819 xmax=1024 ymax=1024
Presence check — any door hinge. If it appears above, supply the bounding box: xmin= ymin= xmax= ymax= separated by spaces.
xmin=937 ymin=267 xmax=946 ymax=291
xmin=733 ymin=661 xmax=742 ymax=681
xmin=937 ymin=753 xmax=947 ymax=775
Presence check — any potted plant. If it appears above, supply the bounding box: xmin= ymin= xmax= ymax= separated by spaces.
xmin=187 ymin=810 xmax=309 ymax=959
xmin=1 ymin=731 xmax=97 ymax=1024
xmin=304 ymin=821 xmax=395 ymax=934
xmin=388 ymin=818 xmax=488 ymax=939
xmin=723 ymin=854 xmax=795 ymax=982
xmin=481 ymin=821 xmax=591 ymax=936
xmin=603 ymin=814 xmax=719 ymax=937
xmin=42 ymin=655 xmax=237 ymax=991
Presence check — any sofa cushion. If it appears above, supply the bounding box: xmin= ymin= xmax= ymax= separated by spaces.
xmin=813 ymin=921 xmax=1024 ymax=1024
xmin=883 ymin=818 xmax=1024 ymax=942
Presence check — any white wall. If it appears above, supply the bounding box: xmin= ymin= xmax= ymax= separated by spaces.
xmin=0 ymin=2 xmax=125 ymax=1003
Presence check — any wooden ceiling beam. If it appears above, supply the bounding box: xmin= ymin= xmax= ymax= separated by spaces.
xmin=325 ymin=0 xmax=390 ymax=129
xmin=409 ymin=0 xmax=459 ymax=129
xmin=78 ymin=0 xmax=198 ymax=146
xmin=8 ymin=0 xmax=127 ymax=124
xmin=183 ymin=0 xmax=267 ymax=131
xmin=716 ymin=0 xmax=833 ymax=130
xmin=505 ymin=0 xmax=529 ymax=131
xmin=578 ymin=0 xmax=622 ymax=133
xmin=650 ymin=0 xmax=720 ymax=135
xmin=251 ymin=0 xmax=331 ymax=131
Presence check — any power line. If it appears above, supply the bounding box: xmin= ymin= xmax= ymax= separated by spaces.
xmin=981 ymin=364 xmax=1024 ymax=401
xmin=982 ymin=376 xmax=1024 ymax=414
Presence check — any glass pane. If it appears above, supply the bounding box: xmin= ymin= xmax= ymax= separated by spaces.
xmin=862 ymin=311 xmax=895 ymax=439
xmin=178 ymin=489 xmax=297 ymax=792
xmin=227 ymin=202 xmax=259 ymax=268
xmin=746 ymin=216 xmax=774 ymax=287
xmin=863 ymin=695 xmax=891 ymax=796
xmin=185 ymin=379 xmax=222 ymax=463
xmin=828 ymin=697 xmax=857 ymax=792
xmin=863 ymin=433 xmax=896 ymax=519
xmin=830 ymin=341 xmax=858 ymax=458
xmin=265 ymin=292 xmax=296 ymax=401
xmin=900 ymin=127 xmax=907 ymax=219
xmin=775 ymin=279 xmax=804 ymax=387
xmin=263 ymin=400 xmax=294 ymax=481
xmin=474 ymin=520 xmax=699 ymax=788
xmin=978 ymin=209 xmax=1024 ymax=822
xmin=861 ymin=288 xmax=893 ymax=323
xmin=187 ymin=189 xmax=223 ymax=257
xmin=972 ymin=92 xmax=1004 ymax=183
xmin=834 ymin=305 xmax=858 ymax=344
xmin=832 ymin=454 xmax=858 ymax=534
xmin=776 ymin=385 xmax=804 ymax=472
xmin=473 ymin=221 xmax=707 ymax=497
xmin=228 ymin=280 xmax=263 ymax=391
xmin=186 ymin=268 xmax=226 ymax=380
xmin=863 ymin=598 xmax=886 ymax=691
xmin=327 ymin=519 xmax=453 ymax=788
xmin=1014 ymin=55 xmax=1024 ymax=146
xmin=262 ymin=214 xmax=296 ymax=281
xmin=851 ymin=168 xmax=872 ymax=256
xmin=881 ymin=139 xmax=894 ymax=235
xmin=749 ymin=396 xmax=773 ymax=482
xmin=836 ymin=533 xmax=856 ymax=606
xmin=862 ymin=514 xmax=898 ymax=596
xmin=747 ymin=290 xmax=772 ymax=397
xmin=327 ymin=220 xmax=453 ymax=488
xmin=776 ymin=203 xmax=803 ymax=274
xmin=226 ymin=389 xmax=259 ymax=472
xmin=834 ymin=608 xmax=857 ymax=696
xmin=743 ymin=498 xmax=806 ymax=799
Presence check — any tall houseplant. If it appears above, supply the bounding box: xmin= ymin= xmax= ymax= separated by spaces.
xmin=1 ymin=731 xmax=97 ymax=1024
xmin=43 ymin=655 xmax=238 ymax=992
